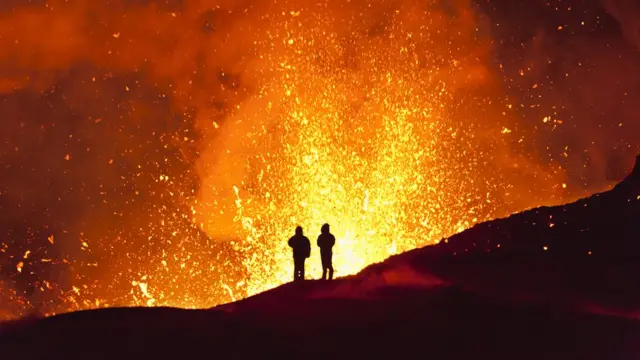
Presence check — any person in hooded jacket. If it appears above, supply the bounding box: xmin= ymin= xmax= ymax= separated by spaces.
xmin=317 ymin=223 xmax=335 ymax=280
xmin=288 ymin=226 xmax=311 ymax=281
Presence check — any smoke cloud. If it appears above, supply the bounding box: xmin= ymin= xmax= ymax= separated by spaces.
xmin=602 ymin=0 xmax=640 ymax=50
xmin=479 ymin=0 xmax=640 ymax=188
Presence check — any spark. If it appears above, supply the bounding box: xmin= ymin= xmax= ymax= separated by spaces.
xmin=196 ymin=7 xmax=562 ymax=297
xmin=0 ymin=0 xmax=572 ymax=320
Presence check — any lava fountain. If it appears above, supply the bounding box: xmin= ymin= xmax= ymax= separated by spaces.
xmin=0 ymin=0 xmax=595 ymax=320
xmin=193 ymin=1 xmax=565 ymax=297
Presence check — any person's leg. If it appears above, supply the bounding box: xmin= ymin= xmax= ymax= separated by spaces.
xmin=328 ymin=255 xmax=334 ymax=280
xmin=294 ymin=258 xmax=300 ymax=281
xmin=300 ymin=259 xmax=305 ymax=280
xmin=321 ymin=254 xmax=330 ymax=280
xmin=328 ymin=262 xmax=334 ymax=280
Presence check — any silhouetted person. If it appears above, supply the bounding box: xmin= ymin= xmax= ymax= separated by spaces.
xmin=288 ymin=226 xmax=311 ymax=281
xmin=317 ymin=223 xmax=335 ymax=280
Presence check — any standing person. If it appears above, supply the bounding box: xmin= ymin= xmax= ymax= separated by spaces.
xmin=317 ymin=223 xmax=335 ymax=280
xmin=288 ymin=226 xmax=311 ymax=281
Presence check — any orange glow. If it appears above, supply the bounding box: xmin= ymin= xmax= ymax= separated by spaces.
xmin=2 ymin=0 xmax=608 ymax=321
xmin=192 ymin=2 xmax=567 ymax=298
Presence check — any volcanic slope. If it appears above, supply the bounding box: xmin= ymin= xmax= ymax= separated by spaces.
xmin=2 ymin=157 xmax=640 ymax=359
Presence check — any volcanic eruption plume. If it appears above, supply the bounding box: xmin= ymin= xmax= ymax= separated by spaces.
xmin=0 ymin=0 xmax=638 ymax=319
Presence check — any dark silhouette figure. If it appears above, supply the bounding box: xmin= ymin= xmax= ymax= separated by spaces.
xmin=317 ymin=223 xmax=336 ymax=280
xmin=288 ymin=226 xmax=311 ymax=281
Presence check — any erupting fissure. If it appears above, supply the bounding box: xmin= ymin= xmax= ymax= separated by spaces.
xmin=194 ymin=3 xmax=565 ymax=298
xmin=8 ymin=0 xmax=627 ymax=321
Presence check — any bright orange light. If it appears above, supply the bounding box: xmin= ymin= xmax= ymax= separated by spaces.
xmin=0 ymin=0 xmax=571 ymax=320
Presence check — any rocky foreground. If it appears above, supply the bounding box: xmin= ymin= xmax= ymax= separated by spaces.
xmin=2 ymin=157 xmax=640 ymax=359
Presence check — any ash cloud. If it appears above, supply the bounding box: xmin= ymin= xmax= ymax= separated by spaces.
xmin=478 ymin=0 xmax=640 ymax=191
xmin=602 ymin=0 xmax=640 ymax=51
xmin=0 ymin=0 xmax=259 ymax=314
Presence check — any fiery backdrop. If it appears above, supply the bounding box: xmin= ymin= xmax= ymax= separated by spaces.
xmin=0 ymin=0 xmax=639 ymax=319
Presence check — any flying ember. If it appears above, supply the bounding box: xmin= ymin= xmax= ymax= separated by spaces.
xmin=193 ymin=2 xmax=564 ymax=296
xmin=4 ymin=0 xmax=636 ymax=321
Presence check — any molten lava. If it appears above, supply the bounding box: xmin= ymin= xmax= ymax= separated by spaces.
xmin=1 ymin=0 xmax=638 ymax=321
xmin=193 ymin=3 xmax=565 ymax=297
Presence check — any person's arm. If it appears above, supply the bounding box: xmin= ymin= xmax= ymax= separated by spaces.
xmin=288 ymin=237 xmax=293 ymax=248
xmin=317 ymin=236 xmax=321 ymax=247
xmin=331 ymin=235 xmax=336 ymax=247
